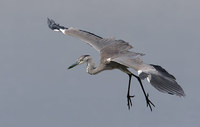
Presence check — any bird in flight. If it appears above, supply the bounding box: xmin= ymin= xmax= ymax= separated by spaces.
xmin=47 ymin=18 xmax=185 ymax=111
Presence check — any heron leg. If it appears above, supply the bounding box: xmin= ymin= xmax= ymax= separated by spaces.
xmin=127 ymin=74 xmax=135 ymax=110
xmin=131 ymin=74 xmax=155 ymax=111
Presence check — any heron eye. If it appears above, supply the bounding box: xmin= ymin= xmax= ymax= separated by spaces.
xmin=79 ymin=58 xmax=84 ymax=62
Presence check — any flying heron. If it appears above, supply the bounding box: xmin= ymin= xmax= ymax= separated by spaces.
xmin=47 ymin=18 xmax=185 ymax=111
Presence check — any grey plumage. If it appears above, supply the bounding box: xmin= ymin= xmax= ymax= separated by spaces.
xmin=150 ymin=73 xmax=184 ymax=96
xmin=150 ymin=64 xmax=176 ymax=80
xmin=47 ymin=18 xmax=185 ymax=111
xmin=139 ymin=64 xmax=185 ymax=96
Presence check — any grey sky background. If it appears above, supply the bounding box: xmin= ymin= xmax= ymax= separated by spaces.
xmin=0 ymin=0 xmax=200 ymax=126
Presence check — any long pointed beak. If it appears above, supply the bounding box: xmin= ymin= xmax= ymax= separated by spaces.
xmin=68 ymin=62 xmax=79 ymax=69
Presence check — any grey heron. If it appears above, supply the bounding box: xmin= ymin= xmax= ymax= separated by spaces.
xmin=47 ymin=18 xmax=185 ymax=111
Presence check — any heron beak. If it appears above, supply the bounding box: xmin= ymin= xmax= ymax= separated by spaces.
xmin=68 ymin=62 xmax=79 ymax=69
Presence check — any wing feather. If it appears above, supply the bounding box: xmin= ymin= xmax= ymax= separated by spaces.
xmin=149 ymin=74 xmax=185 ymax=96
xmin=48 ymin=18 xmax=114 ymax=51
xmin=111 ymin=55 xmax=144 ymax=71
xmin=48 ymin=18 xmax=136 ymax=52
xmin=63 ymin=27 xmax=104 ymax=51
xmin=111 ymin=56 xmax=185 ymax=97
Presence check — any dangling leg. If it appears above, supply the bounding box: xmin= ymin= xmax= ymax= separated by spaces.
xmin=127 ymin=74 xmax=135 ymax=110
xmin=122 ymin=68 xmax=154 ymax=110
xmin=131 ymin=74 xmax=155 ymax=111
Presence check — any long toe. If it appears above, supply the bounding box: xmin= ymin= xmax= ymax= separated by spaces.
xmin=127 ymin=95 xmax=135 ymax=109
xmin=145 ymin=94 xmax=155 ymax=111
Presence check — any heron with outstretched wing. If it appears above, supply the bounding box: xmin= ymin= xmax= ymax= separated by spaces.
xmin=47 ymin=18 xmax=185 ymax=111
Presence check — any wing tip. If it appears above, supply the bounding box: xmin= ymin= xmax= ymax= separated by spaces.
xmin=170 ymin=91 xmax=185 ymax=97
xmin=177 ymin=91 xmax=186 ymax=97
xmin=47 ymin=18 xmax=55 ymax=30
xmin=47 ymin=18 xmax=67 ymax=31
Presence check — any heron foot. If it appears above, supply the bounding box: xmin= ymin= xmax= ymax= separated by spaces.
xmin=127 ymin=94 xmax=135 ymax=110
xmin=145 ymin=93 xmax=155 ymax=111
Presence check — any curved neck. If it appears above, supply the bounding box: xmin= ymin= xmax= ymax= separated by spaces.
xmin=86 ymin=57 xmax=103 ymax=75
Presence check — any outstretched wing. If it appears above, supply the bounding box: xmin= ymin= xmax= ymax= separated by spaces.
xmin=112 ymin=56 xmax=185 ymax=97
xmin=149 ymin=73 xmax=185 ymax=97
xmin=48 ymin=18 xmax=113 ymax=52
xmin=146 ymin=64 xmax=185 ymax=97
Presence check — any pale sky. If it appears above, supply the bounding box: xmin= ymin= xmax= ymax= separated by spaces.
xmin=0 ymin=0 xmax=200 ymax=127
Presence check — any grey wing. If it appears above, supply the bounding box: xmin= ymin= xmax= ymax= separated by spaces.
xmin=110 ymin=54 xmax=145 ymax=71
xmin=112 ymin=56 xmax=185 ymax=97
xmin=100 ymin=39 xmax=133 ymax=53
xmin=150 ymin=64 xmax=176 ymax=79
xmin=149 ymin=73 xmax=185 ymax=97
xmin=100 ymin=39 xmax=144 ymax=61
xmin=48 ymin=18 xmax=112 ymax=52
xmin=139 ymin=65 xmax=185 ymax=97
xmin=146 ymin=64 xmax=185 ymax=96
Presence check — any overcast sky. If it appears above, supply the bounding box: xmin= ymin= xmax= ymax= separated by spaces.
xmin=0 ymin=0 xmax=200 ymax=127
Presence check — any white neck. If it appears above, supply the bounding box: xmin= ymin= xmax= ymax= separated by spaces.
xmin=86 ymin=57 xmax=103 ymax=75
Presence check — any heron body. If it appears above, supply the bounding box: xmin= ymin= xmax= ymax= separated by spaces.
xmin=47 ymin=18 xmax=185 ymax=111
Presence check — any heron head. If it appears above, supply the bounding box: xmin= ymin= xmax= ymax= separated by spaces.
xmin=68 ymin=55 xmax=90 ymax=69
